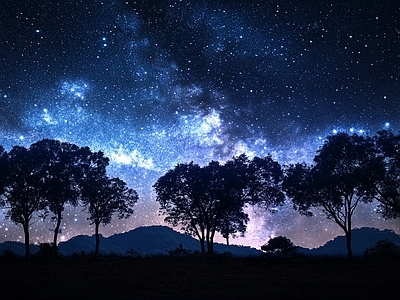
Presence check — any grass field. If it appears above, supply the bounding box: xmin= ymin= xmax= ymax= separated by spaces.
xmin=0 ymin=254 xmax=398 ymax=299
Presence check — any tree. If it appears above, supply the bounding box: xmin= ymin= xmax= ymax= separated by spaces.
xmin=363 ymin=239 xmax=400 ymax=258
xmin=240 ymin=155 xmax=285 ymax=208
xmin=261 ymin=236 xmax=297 ymax=257
xmin=0 ymin=145 xmax=6 ymax=195
xmin=283 ymin=133 xmax=384 ymax=258
xmin=217 ymin=155 xmax=284 ymax=245
xmin=2 ymin=146 xmax=47 ymax=258
xmin=201 ymin=160 xmax=249 ymax=252
xmin=29 ymin=139 xmax=84 ymax=246
xmin=0 ymin=145 xmax=7 ymax=224
xmin=373 ymin=130 xmax=400 ymax=218
xmin=154 ymin=160 xmax=248 ymax=253
xmin=154 ymin=155 xmax=284 ymax=253
xmin=80 ymin=151 xmax=138 ymax=255
xmin=217 ymin=208 xmax=248 ymax=246
xmin=154 ymin=162 xmax=209 ymax=253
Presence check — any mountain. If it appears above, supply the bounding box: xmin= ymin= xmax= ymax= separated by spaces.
xmin=0 ymin=241 xmax=39 ymax=256
xmin=2 ymin=226 xmax=399 ymax=257
xmin=297 ymin=227 xmax=400 ymax=256
xmin=61 ymin=225 xmax=262 ymax=256
xmin=0 ymin=226 xmax=262 ymax=257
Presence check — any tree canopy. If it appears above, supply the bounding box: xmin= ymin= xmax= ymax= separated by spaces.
xmin=29 ymin=139 xmax=85 ymax=246
xmin=2 ymin=130 xmax=400 ymax=257
xmin=0 ymin=140 xmax=138 ymax=257
xmin=261 ymin=236 xmax=297 ymax=257
xmin=1 ymin=145 xmax=47 ymax=257
xmin=283 ymin=133 xmax=385 ymax=258
xmin=373 ymin=130 xmax=400 ymax=218
xmin=80 ymin=150 xmax=138 ymax=254
xmin=154 ymin=155 xmax=284 ymax=254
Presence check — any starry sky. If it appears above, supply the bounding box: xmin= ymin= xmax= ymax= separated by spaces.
xmin=0 ymin=0 xmax=399 ymax=249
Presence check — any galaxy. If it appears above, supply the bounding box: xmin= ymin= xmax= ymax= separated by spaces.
xmin=0 ymin=0 xmax=399 ymax=249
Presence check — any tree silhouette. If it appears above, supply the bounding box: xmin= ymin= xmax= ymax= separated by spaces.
xmin=2 ymin=146 xmax=47 ymax=258
xmin=283 ymin=133 xmax=384 ymax=258
xmin=363 ymin=239 xmax=400 ymax=258
xmin=154 ymin=162 xmax=209 ymax=253
xmin=154 ymin=155 xmax=283 ymax=253
xmin=80 ymin=150 xmax=138 ymax=255
xmin=217 ymin=155 xmax=284 ymax=245
xmin=261 ymin=236 xmax=297 ymax=257
xmin=29 ymin=139 xmax=83 ymax=246
xmin=201 ymin=160 xmax=249 ymax=252
xmin=0 ymin=145 xmax=6 ymax=196
xmin=155 ymin=160 xmax=248 ymax=253
xmin=240 ymin=155 xmax=285 ymax=208
xmin=373 ymin=130 xmax=400 ymax=218
xmin=217 ymin=209 xmax=248 ymax=246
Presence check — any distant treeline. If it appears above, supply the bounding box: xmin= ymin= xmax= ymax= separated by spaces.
xmin=1 ymin=130 xmax=400 ymax=258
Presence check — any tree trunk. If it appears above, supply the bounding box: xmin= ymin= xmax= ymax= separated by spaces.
xmin=53 ymin=210 xmax=62 ymax=246
xmin=346 ymin=210 xmax=353 ymax=259
xmin=206 ymin=228 xmax=210 ymax=253
xmin=95 ymin=222 xmax=100 ymax=255
xmin=199 ymin=238 xmax=205 ymax=253
xmin=207 ymin=230 xmax=215 ymax=254
xmin=23 ymin=221 xmax=30 ymax=258
xmin=345 ymin=229 xmax=353 ymax=259
xmin=208 ymin=240 xmax=214 ymax=254
xmin=225 ymin=220 xmax=230 ymax=245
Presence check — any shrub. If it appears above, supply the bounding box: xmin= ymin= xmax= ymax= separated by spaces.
xmin=261 ymin=236 xmax=297 ymax=257
xmin=35 ymin=243 xmax=60 ymax=258
xmin=125 ymin=249 xmax=142 ymax=258
xmin=363 ymin=239 xmax=400 ymax=258
xmin=168 ymin=244 xmax=192 ymax=257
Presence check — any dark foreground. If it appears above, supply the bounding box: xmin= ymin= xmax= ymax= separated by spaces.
xmin=0 ymin=254 xmax=398 ymax=299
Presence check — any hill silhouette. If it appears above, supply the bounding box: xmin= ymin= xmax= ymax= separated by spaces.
xmin=1 ymin=226 xmax=399 ymax=257
xmin=297 ymin=227 xmax=400 ymax=256
xmin=57 ymin=225 xmax=262 ymax=256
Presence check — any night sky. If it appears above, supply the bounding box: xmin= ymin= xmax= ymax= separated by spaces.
xmin=0 ymin=0 xmax=399 ymax=249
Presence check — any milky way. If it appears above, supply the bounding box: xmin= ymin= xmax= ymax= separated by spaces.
xmin=0 ymin=0 xmax=399 ymax=249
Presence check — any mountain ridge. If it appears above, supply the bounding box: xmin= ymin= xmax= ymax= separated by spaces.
xmin=1 ymin=226 xmax=399 ymax=257
xmin=297 ymin=227 xmax=400 ymax=256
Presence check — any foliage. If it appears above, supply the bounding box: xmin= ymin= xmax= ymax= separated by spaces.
xmin=80 ymin=151 xmax=138 ymax=254
xmin=219 ymin=155 xmax=284 ymax=245
xmin=154 ymin=155 xmax=284 ymax=253
xmin=82 ymin=175 xmax=138 ymax=227
xmin=154 ymin=161 xmax=212 ymax=253
xmin=363 ymin=239 xmax=400 ymax=258
xmin=0 ymin=145 xmax=6 ymax=196
xmin=373 ymin=130 xmax=400 ymax=218
xmin=261 ymin=236 xmax=297 ymax=257
xmin=168 ymin=244 xmax=192 ymax=256
xmin=283 ymin=133 xmax=385 ymax=258
xmin=35 ymin=243 xmax=60 ymax=258
xmin=125 ymin=249 xmax=142 ymax=258
xmin=237 ymin=155 xmax=285 ymax=208
xmin=2 ymin=145 xmax=48 ymax=257
xmin=29 ymin=139 xmax=85 ymax=246
xmin=2 ymin=131 xmax=400 ymax=261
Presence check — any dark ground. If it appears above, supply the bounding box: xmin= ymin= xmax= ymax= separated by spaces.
xmin=0 ymin=254 xmax=398 ymax=299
